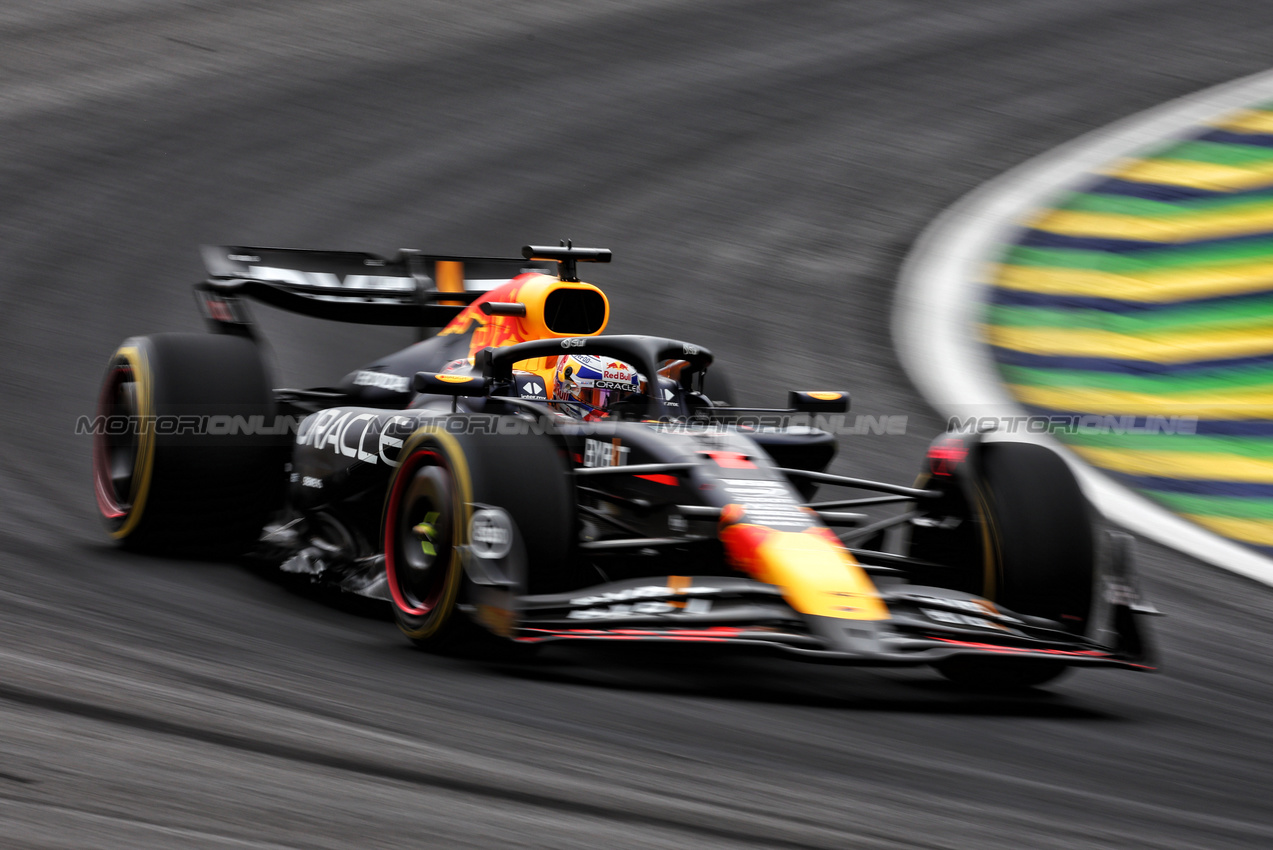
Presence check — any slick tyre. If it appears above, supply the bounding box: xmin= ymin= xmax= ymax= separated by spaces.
xmin=935 ymin=442 xmax=1095 ymax=690
xmin=92 ymin=333 xmax=284 ymax=556
xmin=383 ymin=416 xmax=574 ymax=652
xmin=978 ymin=441 xmax=1095 ymax=632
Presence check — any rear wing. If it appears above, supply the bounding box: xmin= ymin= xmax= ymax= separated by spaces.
xmin=194 ymin=245 xmax=557 ymax=331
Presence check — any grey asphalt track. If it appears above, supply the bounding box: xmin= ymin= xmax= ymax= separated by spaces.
xmin=4 ymin=2 xmax=1273 ymax=848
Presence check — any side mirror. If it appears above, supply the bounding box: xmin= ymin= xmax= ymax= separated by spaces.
xmin=788 ymin=391 xmax=849 ymax=413
xmin=413 ymin=372 xmax=491 ymax=396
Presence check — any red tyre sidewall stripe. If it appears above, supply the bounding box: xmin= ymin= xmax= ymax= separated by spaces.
xmin=93 ymin=363 xmax=131 ymax=520
xmin=384 ymin=448 xmax=445 ymax=617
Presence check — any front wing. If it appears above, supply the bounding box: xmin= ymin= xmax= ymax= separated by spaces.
xmin=498 ymin=577 xmax=1156 ymax=671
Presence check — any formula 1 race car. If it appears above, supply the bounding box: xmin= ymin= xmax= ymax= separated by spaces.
xmin=93 ymin=243 xmax=1158 ymax=688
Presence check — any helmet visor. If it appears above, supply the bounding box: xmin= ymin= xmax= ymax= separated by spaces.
xmin=579 ymin=385 xmax=611 ymax=411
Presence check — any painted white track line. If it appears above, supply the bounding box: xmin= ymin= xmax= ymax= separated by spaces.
xmin=894 ymin=69 xmax=1273 ymax=587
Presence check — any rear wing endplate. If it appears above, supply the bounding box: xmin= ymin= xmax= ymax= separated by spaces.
xmin=194 ymin=245 xmax=556 ymax=331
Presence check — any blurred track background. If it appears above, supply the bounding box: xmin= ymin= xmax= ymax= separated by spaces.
xmin=986 ymin=100 xmax=1273 ymax=558
xmin=3 ymin=2 xmax=1273 ymax=847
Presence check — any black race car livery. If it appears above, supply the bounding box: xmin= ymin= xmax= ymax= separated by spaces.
xmin=93 ymin=243 xmax=1157 ymax=689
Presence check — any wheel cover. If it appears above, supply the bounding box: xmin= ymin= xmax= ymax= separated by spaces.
xmin=385 ymin=449 xmax=461 ymax=617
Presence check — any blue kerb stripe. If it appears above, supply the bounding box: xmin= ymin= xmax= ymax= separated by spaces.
xmin=986 ymin=287 xmax=1273 ymax=313
xmin=1115 ymin=473 xmax=1273 ymax=499
xmin=1017 ymin=228 xmax=1273 ymax=253
xmin=991 ymin=347 xmax=1273 ymax=376
xmin=1195 ymin=129 xmax=1273 ymax=148
xmin=1079 ymin=177 xmax=1273 ymax=202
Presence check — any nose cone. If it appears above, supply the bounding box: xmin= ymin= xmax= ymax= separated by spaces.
xmin=720 ymin=523 xmax=890 ymax=621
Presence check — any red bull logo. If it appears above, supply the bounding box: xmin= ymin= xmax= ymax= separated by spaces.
xmin=602 ymin=361 xmax=634 ymax=382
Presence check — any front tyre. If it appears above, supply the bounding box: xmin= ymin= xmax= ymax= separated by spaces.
xmin=382 ymin=417 xmax=575 ymax=651
xmin=383 ymin=432 xmax=469 ymax=645
xmin=979 ymin=441 xmax=1096 ymax=634
xmin=934 ymin=441 xmax=1095 ymax=691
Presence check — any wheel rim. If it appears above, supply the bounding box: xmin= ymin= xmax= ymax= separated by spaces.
xmin=386 ymin=450 xmax=459 ymax=616
xmin=93 ymin=360 xmax=140 ymax=521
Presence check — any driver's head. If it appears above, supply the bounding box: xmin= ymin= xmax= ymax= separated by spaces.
xmin=552 ymin=354 xmax=642 ymax=420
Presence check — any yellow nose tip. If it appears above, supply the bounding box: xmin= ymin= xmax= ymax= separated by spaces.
xmin=723 ymin=523 xmax=890 ymax=621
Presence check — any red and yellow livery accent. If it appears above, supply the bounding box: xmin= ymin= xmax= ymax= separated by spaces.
xmin=438 ymin=273 xmax=610 ymax=387
xmin=719 ymin=516 xmax=890 ymax=622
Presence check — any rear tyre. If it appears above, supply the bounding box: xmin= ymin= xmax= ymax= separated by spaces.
xmin=934 ymin=442 xmax=1095 ymax=690
xmin=383 ymin=416 xmax=574 ymax=652
xmin=92 ymin=333 xmax=284 ymax=556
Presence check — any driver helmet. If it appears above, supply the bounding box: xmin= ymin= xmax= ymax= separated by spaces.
xmin=552 ymin=354 xmax=643 ymax=420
